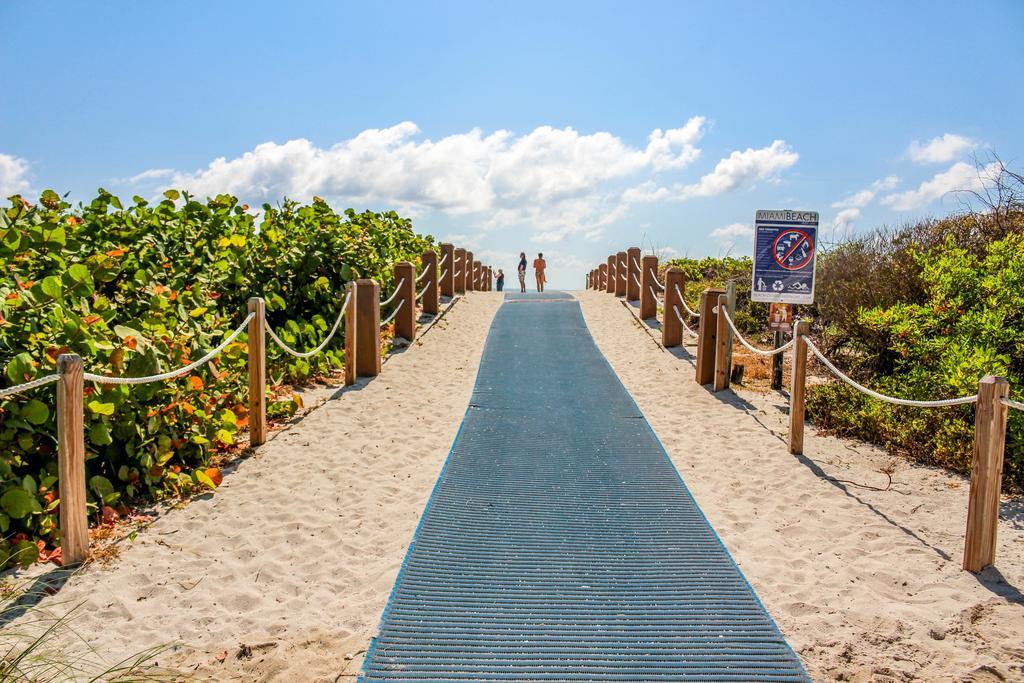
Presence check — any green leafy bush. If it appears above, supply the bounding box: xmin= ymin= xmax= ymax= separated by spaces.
xmin=808 ymin=226 xmax=1024 ymax=488
xmin=0 ymin=189 xmax=433 ymax=566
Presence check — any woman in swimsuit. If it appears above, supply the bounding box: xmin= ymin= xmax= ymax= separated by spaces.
xmin=518 ymin=252 xmax=527 ymax=293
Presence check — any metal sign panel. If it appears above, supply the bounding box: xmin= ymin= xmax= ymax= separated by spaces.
xmin=751 ymin=209 xmax=818 ymax=304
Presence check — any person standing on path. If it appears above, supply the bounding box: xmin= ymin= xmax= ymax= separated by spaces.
xmin=533 ymin=253 xmax=547 ymax=292
xmin=518 ymin=252 xmax=527 ymax=292
xmin=496 ymin=269 xmax=505 ymax=292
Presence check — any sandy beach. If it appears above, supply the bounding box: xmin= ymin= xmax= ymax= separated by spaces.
xmin=576 ymin=289 xmax=1024 ymax=682
xmin=9 ymin=292 xmax=503 ymax=681
xmin=7 ymin=288 xmax=1023 ymax=682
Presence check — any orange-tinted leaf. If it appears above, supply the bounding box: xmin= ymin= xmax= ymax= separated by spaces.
xmin=188 ymin=376 xmax=204 ymax=391
xmin=124 ymin=335 xmax=138 ymax=350
xmin=83 ymin=315 xmax=101 ymax=325
xmin=205 ymin=467 xmax=223 ymax=486
xmin=106 ymin=248 xmax=126 ymax=257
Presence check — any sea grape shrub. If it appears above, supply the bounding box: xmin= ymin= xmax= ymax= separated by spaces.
xmin=661 ymin=256 xmax=767 ymax=337
xmin=808 ymin=228 xmax=1024 ymax=488
xmin=0 ymin=190 xmax=433 ymax=566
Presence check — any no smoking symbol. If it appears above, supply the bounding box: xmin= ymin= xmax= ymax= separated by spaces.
xmin=771 ymin=229 xmax=814 ymax=270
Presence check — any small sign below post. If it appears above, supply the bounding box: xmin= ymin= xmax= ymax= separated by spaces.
xmin=768 ymin=303 xmax=794 ymax=334
xmin=752 ymin=210 xmax=818 ymax=305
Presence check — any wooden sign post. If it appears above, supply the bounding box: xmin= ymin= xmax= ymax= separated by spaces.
xmin=788 ymin=320 xmax=811 ymax=454
xmin=714 ymin=293 xmax=731 ymax=391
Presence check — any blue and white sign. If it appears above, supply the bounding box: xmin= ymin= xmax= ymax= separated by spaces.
xmin=751 ymin=209 xmax=818 ymax=304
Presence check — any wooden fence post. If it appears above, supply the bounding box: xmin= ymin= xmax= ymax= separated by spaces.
xmin=725 ymin=282 xmax=736 ymax=376
xmin=626 ymin=247 xmax=641 ymax=302
xmin=247 ymin=297 xmax=267 ymax=446
xmin=695 ymin=288 xmax=724 ymax=385
xmin=662 ymin=267 xmax=684 ymax=347
xmin=964 ymin=375 xmax=1010 ymax=572
xmin=615 ymin=251 xmax=627 ymax=297
xmin=439 ymin=243 xmax=454 ymax=298
xmin=473 ymin=260 xmax=481 ymax=291
xmin=714 ymin=293 xmax=731 ymax=391
xmin=453 ymin=248 xmax=466 ymax=295
xmin=640 ymin=255 xmax=658 ymax=319
xmin=344 ymin=281 xmax=357 ymax=386
xmin=598 ymin=264 xmax=607 ymax=291
xmin=356 ymin=279 xmax=381 ymax=377
xmin=488 ymin=266 xmax=493 ymax=291
xmin=394 ymin=261 xmax=416 ymax=342
xmin=465 ymin=251 xmax=474 ymax=292
xmin=56 ymin=354 xmax=88 ymax=566
xmin=788 ymin=320 xmax=811 ymax=454
xmin=606 ymin=255 xmax=616 ymax=294
xmin=421 ymin=250 xmax=439 ymax=315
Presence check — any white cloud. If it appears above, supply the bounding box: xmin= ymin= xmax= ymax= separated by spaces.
xmin=830 ymin=208 xmax=861 ymax=238
xmin=0 ymin=153 xmax=31 ymax=197
xmin=623 ymin=140 xmax=799 ymax=203
xmin=906 ymin=134 xmax=977 ymax=164
xmin=881 ymin=161 xmax=999 ymax=211
xmin=710 ymin=222 xmax=754 ymax=242
xmin=831 ymin=175 xmax=899 ymax=209
xmin=119 ymin=168 xmax=174 ymax=184
xmin=133 ymin=118 xmax=710 ymax=242
xmin=680 ymin=140 xmax=798 ymax=198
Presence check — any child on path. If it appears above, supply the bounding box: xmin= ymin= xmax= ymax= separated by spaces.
xmin=533 ymin=253 xmax=547 ymax=292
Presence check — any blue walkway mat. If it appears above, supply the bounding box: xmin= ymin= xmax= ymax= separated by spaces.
xmin=361 ymin=292 xmax=809 ymax=682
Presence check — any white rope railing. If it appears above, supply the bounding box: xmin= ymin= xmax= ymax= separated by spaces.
xmin=718 ymin=307 xmax=794 ymax=357
xmin=632 ymin=256 xmax=641 ymax=271
xmin=632 ymin=272 xmax=641 ymax=287
xmin=674 ymin=284 xmax=700 ymax=317
xmin=648 ymin=285 xmax=662 ymax=301
xmin=83 ymin=312 xmax=255 ymax=385
xmin=381 ymin=299 xmax=404 ymax=327
xmin=380 ymin=278 xmax=406 ymax=306
xmin=416 ymin=268 xmax=430 ymax=284
xmin=439 ymin=269 xmax=449 ymax=282
xmin=0 ymin=374 xmax=61 ymax=398
xmin=453 ymin=270 xmax=462 ymax=278
xmin=620 ymin=272 xmax=626 ymax=281
xmin=672 ymin=305 xmax=698 ymax=337
xmin=416 ymin=281 xmax=431 ymax=301
xmin=1001 ymin=397 xmax=1024 ymax=412
xmin=265 ymin=289 xmax=351 ymax=359
xmin=651 ymin=277 xmax=665 ymax=292
xmin=439 ymin=251 xmax=450 ymax=267
xmin=803 ymin=337 xmax=978 ymax=407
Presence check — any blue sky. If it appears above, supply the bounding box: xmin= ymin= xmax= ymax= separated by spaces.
xmin=2 ymin=1 xmax=1022 ymax=288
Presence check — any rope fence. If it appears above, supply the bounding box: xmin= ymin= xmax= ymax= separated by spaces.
xmin=587 ymin=244 xmax=1020 ymax=574
xmin=266 ymin=290 xmax=350 ymax=360
xmin=0 ymin=242 xmax=492 ymax=568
